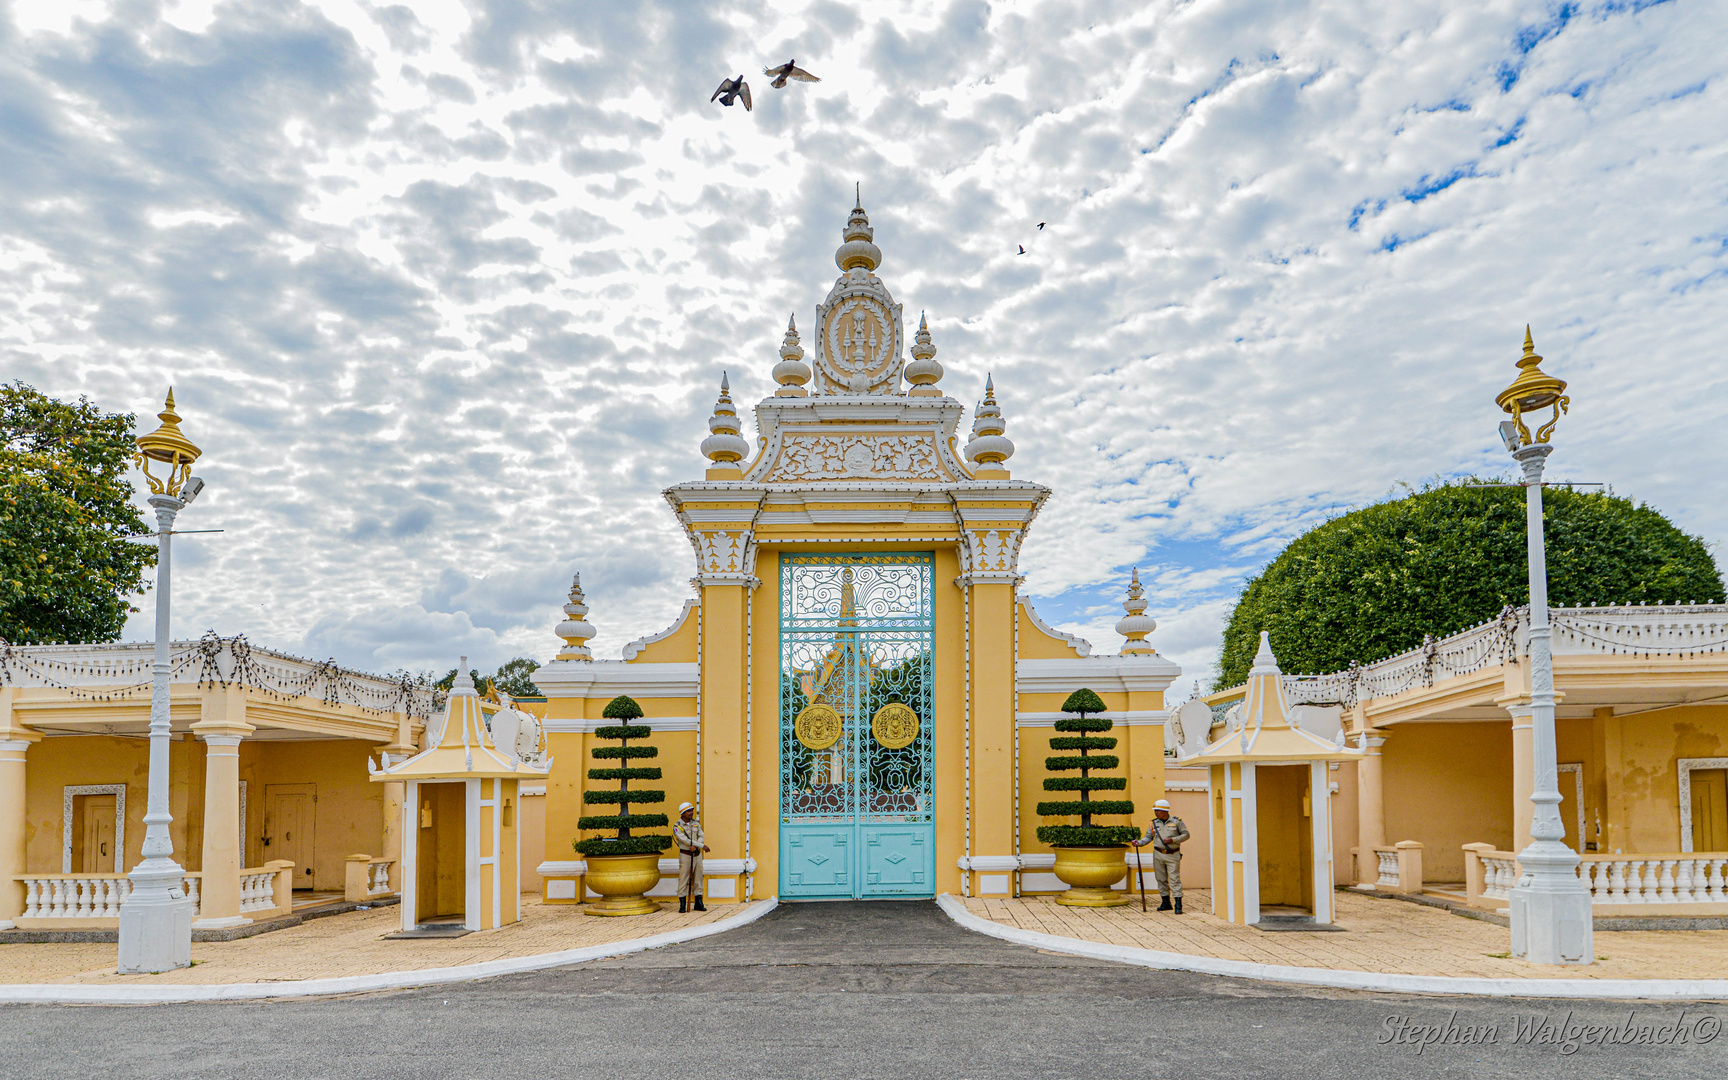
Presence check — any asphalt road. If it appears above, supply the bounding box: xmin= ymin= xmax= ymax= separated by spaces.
xmin=2 ymin=900 xmax=1723 ymax=1079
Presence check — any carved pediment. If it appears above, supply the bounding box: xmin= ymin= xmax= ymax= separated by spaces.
xmin=762 ymin=432 xmax=956 ymax=483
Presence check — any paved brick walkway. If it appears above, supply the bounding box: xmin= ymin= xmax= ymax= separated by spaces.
xmin=0 ymin=898 xmax=741 ymax=985
xmin=964 ymin=890 xmax=1728 ymax=980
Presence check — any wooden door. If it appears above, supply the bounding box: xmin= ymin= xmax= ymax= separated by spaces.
xmin=265 ymin=784 xmax=317 ymax=889
xmin=79 ymin=795 xmax=116 ymax=873
xmin=1692 ymin=769 xmax=1728 ymax=852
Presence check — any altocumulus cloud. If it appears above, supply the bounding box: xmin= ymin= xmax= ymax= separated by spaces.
xmin=1 ymin=0 xmax=1724 ymax=684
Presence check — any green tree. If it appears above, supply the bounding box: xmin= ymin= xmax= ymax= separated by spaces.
xmin=0 ymin=383 xmax=154 ymax=645
xmin=491 ymin=656 xmax=542 ymax=697
xmin=1035 ymin=688 xmax=1138 ymax=847
xmin=574 ymin=695 xmax=672 ymax=857
xmin=1217 ymin=481 xmax=1724 ymax=687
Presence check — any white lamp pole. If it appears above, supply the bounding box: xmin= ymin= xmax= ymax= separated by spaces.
xmin=1497 ymin=330 xmax=1593 ymax=966
xmin=118 ymin=391 xmax=204 ymax=974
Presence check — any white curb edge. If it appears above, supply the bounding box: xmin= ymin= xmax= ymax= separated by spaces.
xmin=0 ymin=897 xmax=779 ymax=1006
xmin=936 ymin=895 xmax=1728 ymax=1001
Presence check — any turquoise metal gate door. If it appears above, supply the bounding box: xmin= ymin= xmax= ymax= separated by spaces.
xmin=779 ymin=554 xmax=935 ymax=899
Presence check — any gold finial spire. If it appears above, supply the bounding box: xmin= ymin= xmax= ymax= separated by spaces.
xmin=965 ymin=374 xmax=1014 ymax=475
xmin=701 ymin=372 xmax=749 ymax=475
xmin=1495 ymin=325 xmax=1569 ymax=445
xmin=904 ymin=312 xmax=944 ymax=396
xmin=555 ymin=572 xmax=596 ymax=661
xmin=1116 ymin=567 xmax=1157 ymax=655
xmin=773 ymin=314 xmax=811 ymax=396
xmin=135 ymin=387 xmax=202 ymax=496
xmin=836 ymin=192 xmax=881 ymax=271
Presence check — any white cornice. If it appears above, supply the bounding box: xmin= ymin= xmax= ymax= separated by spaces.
xmin=543 ymin=716 xmax=699 ymax=734
xmin=1016 ymin=655 xmax=1183 ymax=696
xmin=533 ymin=660 xmax=700 ymax=699
xmin=620 ymin=600 xmax=698 ymax=661
xmin=1020 ymin=601 xmax=1092 ymax=658
xmin=1015 ymin=710 xmax=1168 ymax=727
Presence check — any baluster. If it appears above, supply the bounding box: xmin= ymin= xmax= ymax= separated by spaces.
xmin=1709 ymin=859 xmax=1728 ymax=903
xmin=75 ymin=878 xmax=93 ymax=918
xmin=1658 ymin=860 xmax=1678 ymax=903
xmin=101 ymin=878 xmax=118 ymax=917
xmin=1624 ymin=860 xmax=1645 ymax=903
xmin=22 ymin=878 xmax=40 ymax=918
xmin=52 ymin=878 xmax=70 ymax=918
xmin=1586 ymin=861 xmax=1606 ymax=902
xmin=1637 ymin=860 xmax=1658 ymax=903
xmin=240 ymin=873 xmax=255 ymax=911
xmin=1608 ymin=859 xmax=1627 ymax=903
xmin=1676 ymin=859 xmax=1696 ymax=903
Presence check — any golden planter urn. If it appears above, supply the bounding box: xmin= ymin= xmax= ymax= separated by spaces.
xmin=1052 ymin=846 xmax=1131 ymax=908
xmin=582 ymin=852 xmax=664 ymax=917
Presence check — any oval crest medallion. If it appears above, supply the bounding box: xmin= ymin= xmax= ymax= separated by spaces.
xmin=871 ymin=702 xmax=919 ymax=750
xmin=795 ymin=703 xmax=843 ymax=751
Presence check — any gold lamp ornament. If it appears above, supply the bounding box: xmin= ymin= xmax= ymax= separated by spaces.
xmin=1495 ymin=327 xmax=1569 ymax=447
xmin=134 ymin=389 xmax=202 ymax=497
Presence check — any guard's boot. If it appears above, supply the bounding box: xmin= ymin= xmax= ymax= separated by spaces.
xmin=679 ymin=897 xmax=688 ymax=913
xmin=1173 ymin=897 xmax=1184 ymax=915
xmin=694 ymin=896 xmax=707 ymax=912
xmin=1157 ymin=895 xmax=1173 ymax=912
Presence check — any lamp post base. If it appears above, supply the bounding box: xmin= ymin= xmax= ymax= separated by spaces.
xmin=1508 ymin=842 xmax=1594 ymax=966
xmin=117 ymin=866 xmax=194 ymax=973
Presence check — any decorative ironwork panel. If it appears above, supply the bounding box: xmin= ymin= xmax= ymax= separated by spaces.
xmin=779 ymin=555 xmax=935 ymax=827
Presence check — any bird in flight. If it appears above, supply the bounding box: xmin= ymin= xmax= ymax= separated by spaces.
xmin=712 ymin=76 xmax=752 ymax=111
xmin=764 ymin=60 xmax=820 ymax=88
xmin=1017 ymin=245 xmax=1027 ymax=255
xmin=1037 ymin=222 xmax=1046 ymax=230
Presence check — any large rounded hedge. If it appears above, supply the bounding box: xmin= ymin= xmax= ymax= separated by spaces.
xmin=1216 ymin=482 xmax=1723 ymax=688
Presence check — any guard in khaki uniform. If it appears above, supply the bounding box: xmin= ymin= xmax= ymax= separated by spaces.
xmin=673 ymin=802 xmax=709 ymax=912
xmin=1130 ymin=799 xmax=1190 ymax=913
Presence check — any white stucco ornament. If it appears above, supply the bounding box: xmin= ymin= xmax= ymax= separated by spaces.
xmin=813 ymin=195 xmax=904 ymax=396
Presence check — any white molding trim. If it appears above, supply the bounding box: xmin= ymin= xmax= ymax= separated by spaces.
xmin=1015 ymin=710 xmax=1167 ymax=727
xmin=537 ymin=860 xmax=586 ymax=876
xmin=1017 ymin=854 xmax=1055 ymax=871
xmin=620 ymin=600 xmax=698 ymax=661
xmin=1016 ymin=655 xmax=1181 ymax=696
xmin=542 ymin=716 xmax=700 ymax=735
xmin=0 ymin=898 xmax=781 ymax=1005
xmin=62 ymin=784 xmax=126 ymax=873
xmin=536 ymin=856 xmax=759 ymax=877
xmin=957 ymin=855 xmax=1021 ymax=872
xmin=534 ymin=661 xmax=700 ymax=700
xmin=1164 ymin=781 xmax=1208 ymax=792
xmin=937 ymin=894 xmax=1728 ymax=1000
xmin=1019 ymin=601 xmax=1092 ymax=658
xmin=1678 ymin=757 xmax=1728 ymax=852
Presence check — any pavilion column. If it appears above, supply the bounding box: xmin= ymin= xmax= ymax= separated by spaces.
xmin=192 ymin=686 xmax=253 ymax=928
xmin=698 ymin=576 xmax=751 ymax=892
xmin=1506 ymin=699 xmax=1536 ymax=856
xmin=1354 ymin=725 xmax=1387 ymax=887
xmin=0 ymin=688 xmax=39 ymax=928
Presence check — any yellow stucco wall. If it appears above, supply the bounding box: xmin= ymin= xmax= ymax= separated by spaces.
xmin=1599 ymin=703 xmax=1728 ymax=854
xmin=26 ymin=734 xmax=195 ymax=877
xmin=241 ymin=739 xmax=388 ymax=891
xmin=1382 ymin=721 xmax=1513 ymax=881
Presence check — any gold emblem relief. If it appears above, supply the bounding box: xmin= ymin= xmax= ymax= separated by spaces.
xmin=794 ymin=703 xmax=843 ymax=751
xmin=819 ymin=295 xmax=898 ymax=394
xmin=871 ymin=702 xmax=919 ymax=749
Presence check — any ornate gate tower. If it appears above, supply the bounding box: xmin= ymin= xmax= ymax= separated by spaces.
xmin=537 ymin=196 xmax=1180 ymax=905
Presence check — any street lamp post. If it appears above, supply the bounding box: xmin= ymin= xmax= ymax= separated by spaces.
xmin=117 ymin=390 xmax=205 ymax=974
xmin=1495 ymin=328 xmax=1594 ymax=966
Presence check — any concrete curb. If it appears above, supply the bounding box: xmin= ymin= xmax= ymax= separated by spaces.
xmin=935 ymin=894 xmax=1728 ymax=1000
xmin=0 ymin=897 xmax=778 ymax=1005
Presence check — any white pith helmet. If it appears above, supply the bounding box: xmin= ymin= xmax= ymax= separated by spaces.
xmin=678 ymin=802 xmax=694 ymax=814
xmin=1153 ymin=799 xmax=1172 ymax=810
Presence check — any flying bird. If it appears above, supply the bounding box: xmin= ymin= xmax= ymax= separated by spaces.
xmin=764 ymin=60 xmax=821 ymax=88
xmin=1037 ymin=222 xmax=1046 ymax=230
xmin=712 ymin=76 xmax=752 ymax=111
xmin=1017 ymin=245 xmax=1026 ymax=255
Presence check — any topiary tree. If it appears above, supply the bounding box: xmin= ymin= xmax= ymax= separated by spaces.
xmin=574 ymin=695 xmax=672 ymax=857
xmin=1035 ymin=688 xmax=1138 ymax=847
xmin=1217 ymin=481 xmax=1725 ymax=687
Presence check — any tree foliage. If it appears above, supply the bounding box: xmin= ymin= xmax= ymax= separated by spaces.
xmin=576 ymin=695 xmax=670 ymax=856
xmin=434 ymin=656 xmax=543 ymax=699
xmin=1217 ymin=481 xmax=1724 ymax=688
xmin=1035 ymin=686 xmax=1138 ymax=846
xmin=0 ymin=383 xmax=155 ymax=645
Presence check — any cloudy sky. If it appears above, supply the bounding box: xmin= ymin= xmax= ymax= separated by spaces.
xmin=3 ymin=0 xmax=1724 ymax=685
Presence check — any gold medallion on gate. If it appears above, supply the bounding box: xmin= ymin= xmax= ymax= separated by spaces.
xmin=872 ymin=702 xmax=919 ymax=749
xmin=795 ymin=703 xmax=843 ymax=751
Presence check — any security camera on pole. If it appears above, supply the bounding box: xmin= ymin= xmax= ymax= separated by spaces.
xmin=117 ymin=390 xmax=206 ymax=974
xmin=1495 ymin=329 xmax=1594 ymax=966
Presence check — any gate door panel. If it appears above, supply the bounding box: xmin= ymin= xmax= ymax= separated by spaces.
xmin=779 ymin=555 xmax=935 ymax=900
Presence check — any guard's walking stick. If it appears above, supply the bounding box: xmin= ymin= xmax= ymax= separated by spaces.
xmin=1134 ymin=840 xmax=1148 ymax=912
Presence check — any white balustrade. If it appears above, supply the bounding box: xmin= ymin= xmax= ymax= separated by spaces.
xmin=17 ymin=874 xmax=138 ymax=918
xmin=238 ymin=868 xmax=278 ymax=913
xmin=1573 ymin=854 xmax=1728 ymax=908
xmin=1480 ymin=854 xmax=1518 ymax=901
xmin=368 ymin=859 xmax=395 ymax=897
xmin=1374 ymin=848 xmax=1400 ymax=889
